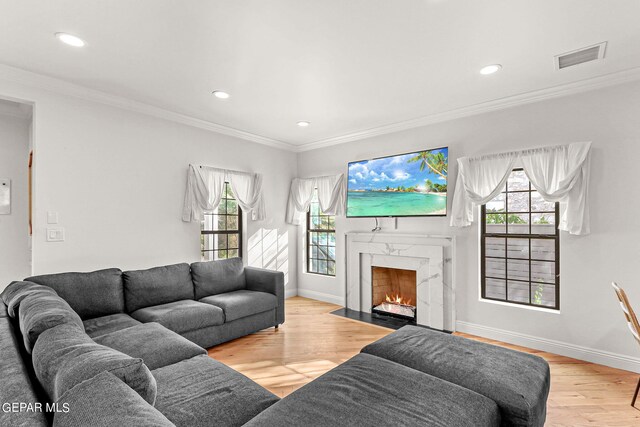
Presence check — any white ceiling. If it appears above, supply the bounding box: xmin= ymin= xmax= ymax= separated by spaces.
xmin=1 ymin=0 xmax=640 ymax=149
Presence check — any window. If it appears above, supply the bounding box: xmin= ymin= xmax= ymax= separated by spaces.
xmin=481 ymin=169 xmax=559 ymax=309
xmin=307 ymin=189 xmax=336 ymax=276
xmin=201 ymin=182 xmax=242 ymax=261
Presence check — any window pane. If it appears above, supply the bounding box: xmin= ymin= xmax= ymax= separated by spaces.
xmin=318 ymin=260 xmax=328 ymax=274
xmin=311 ymin=245 xmax=318 ymax=258
xmin=531 ymin=261 xmax=555 ymax=283
xmin=311 ymin=259 xmax=318 ymax=272
xmin=531 ymin=192 xmax=555 ymax=212
xmin=486 ymin=193 xmax=506 ymax=213
xmin=507 ymin=259 xmax=529 ymax=281
xmin=507 ymin=170 xmax=529 ymax=191
xmin=531 ymin=239 xmax=555 ymax=261
xmin=531 ymin=214 xmax=556 ymax=234
xmin=217 ymin=215 xmax=227 ymax=231
xmin=485 ymin=237 xmax=505 ymax=258
xmin=507 ymin=238 xmax=529 ymax=259
xmin=227 ymin=200 xmax=238 ymax=215
xmin=486 ymin=214 xmax=506 ymax=233
xmin=202 ymin=251 xmax=214 ymax=261
xmin=227 ymin=216 xmax=238 ymax=231
xmin=227 ymin=249 xmax=239 ymax=258
xmin=507 ymin=281 xmax=529 ymax=303
xmin=317 ymin=246 xmax=327 ymax=260
xmin=217 ymin=250 xmax=228 ymax=260
xmin=311 ymin=216 xmax=321 ymax=229
xmin=507 ymin=192 xmax=529 ymax=213
xmin=328 ymin=232 xmax=336 ymax=246
xmin=217 ymin=202 xmax=227 ymax=215
xmin=485 ymin=278 xmax=506 ymax=300
xmin=311 ymin=232 xmax=319 ymax=244
xmin=507 ymin=214 xmax=529 ymax=234
xmin=485 ymin=258 xmax=505 ymax=279
xmin=319 ymin=233 xmax=328 ymax=245
xmin=328 ymin=246 xmax=336 ymax=261
xmin=228 ymin=234 xmax=239 ymax=249
xmin=328 ymin=216 xmax=336 ymax=230
xmin=328 ymin=261 xmax=336 ymax=276
xmin=201 ymin=215 xmax=214 ymax=231
xmin=216 ymin=234 xmax=228 ymax=250
xmin=531 ymin=283 xmax=556 ymax=307
xmin=310 ymin=203 xmax=319 ymax=216
xmin=201 ymin=235 xmax=212 ymax=251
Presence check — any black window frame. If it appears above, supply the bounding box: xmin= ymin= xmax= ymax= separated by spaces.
xmin=306 ymin=190 xmax=336 ymax=277
xmin=480 ymin=169 xmax=560 ymax=310
xmin=200 ymin=182 xmax=243 ymax=261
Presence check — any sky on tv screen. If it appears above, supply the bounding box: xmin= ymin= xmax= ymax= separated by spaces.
xmin=348 ymin=148 xmax=448 ymax=191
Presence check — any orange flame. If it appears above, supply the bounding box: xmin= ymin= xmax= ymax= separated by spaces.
xmin=385 ymin=293 xmax=411 ymax=306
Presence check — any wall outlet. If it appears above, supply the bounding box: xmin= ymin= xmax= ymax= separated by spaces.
xmin=46 ymin=227 xmax=65 ymax=242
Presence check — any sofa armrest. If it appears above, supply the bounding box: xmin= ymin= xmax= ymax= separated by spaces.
xmin=244 ymin=267 xmax=285 ymax=326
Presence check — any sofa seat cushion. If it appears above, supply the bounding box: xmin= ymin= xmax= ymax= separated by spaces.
xmin=54 ymin=371 xmax=175 ymax=427
xmin=191 ymin=258 xmax=246 ymax=299
xmin=152 ymin=354 xmax=279 ymax=427
xmin=84 ymin=313 xmax=142 ymax=338
xmin=0 ymin=318 xmax=48 ymax=427
xmin=362 ymin=326 xmax=550 ymax=427
xmin=94 ymin=322 xmax=206 ymax=370
xmin=19 ymin=292 xmax=84 ymax=354
xmin=123 ymin=263 xmax=194 ymax=313
xmin=33 ymin=323 xmax=157 ymax=405
xmin=130 ymin=300 xmax=224 ymax=333
xmin=199 ymin=290 xmax=277 ymax=322
xmin=26 ymin=268 xmax=125 ymax=320
xmin=245 ymin=353 xmax=500 ymax=427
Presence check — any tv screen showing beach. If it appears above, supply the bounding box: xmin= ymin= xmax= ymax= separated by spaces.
xmin=347 ymin=147 xmax=448 ymax=217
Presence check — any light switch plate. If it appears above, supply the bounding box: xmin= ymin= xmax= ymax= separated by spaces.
xmin=47 ymin=211 xmax=59 ymax=224
xmin=46 ymin=227 xmax=65 ymax=242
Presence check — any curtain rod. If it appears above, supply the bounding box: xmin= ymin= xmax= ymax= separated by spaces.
xmin=190 ymin=164 xmax=257 ymax=176
xmin=465 ymin=141 xmax=590 ymax=162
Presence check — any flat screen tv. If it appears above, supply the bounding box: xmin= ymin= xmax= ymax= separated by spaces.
xmin=347 ymin=147 xmax=448 ymax=218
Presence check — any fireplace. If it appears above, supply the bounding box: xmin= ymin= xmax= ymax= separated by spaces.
xmin=371 ymin=266 xmax=417 ymax=320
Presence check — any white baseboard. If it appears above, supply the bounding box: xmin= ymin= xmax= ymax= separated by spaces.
xmin=285 ymin=288 xmax=298 ymax=299
xmin=457 ymin=320 xmax=640 ymax=373
xmin=297 ymin=289 xmax=345 ymax=306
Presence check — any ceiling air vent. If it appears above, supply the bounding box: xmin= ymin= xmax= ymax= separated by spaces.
xmin=555 ymin=42 xmax=607 ymax=70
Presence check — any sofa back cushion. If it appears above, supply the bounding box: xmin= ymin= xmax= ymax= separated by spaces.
xmin=123 ymin=263 xmax=194 ymax=313
xmin=1 ymin=280 xmax=59 ymax=318
xmin=19 ymin=292 xmax=84 ymax=354
xmin=191 ymin=258 xmax=246 ymax=299
xmin=26 ymin=269 xmax=125 ymax=320
xmin=33 ymin=323 xmax=157 ymax=405
xmin=54 ymin=371 xmax=174 ymax=427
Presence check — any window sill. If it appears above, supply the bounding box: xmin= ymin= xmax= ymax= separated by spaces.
xmin=479 ymin=297 xmax=561 ymax=314
xmin=303 ymin=271 xmax=337 ymax=279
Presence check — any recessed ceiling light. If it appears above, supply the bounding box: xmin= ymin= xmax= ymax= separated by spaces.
xmin=480 ymin=64 xmax=502 ymax=75
xmin=297 ymin=121 xmax=310 ymax=127
xmin=55 ymin=32 xmax=86 ymax=47
xmin=212 ymin=91 xmax=230 ymax=99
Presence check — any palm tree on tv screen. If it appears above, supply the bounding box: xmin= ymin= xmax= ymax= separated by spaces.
xmin=407 ymin=151 xmax=448 ymax=179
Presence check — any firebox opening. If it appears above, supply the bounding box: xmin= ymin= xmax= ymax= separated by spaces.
xmin=371 ymin=266 xmax=417 ymax=320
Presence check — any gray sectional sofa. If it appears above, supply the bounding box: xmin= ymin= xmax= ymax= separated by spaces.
xmin=1 ymin=258 xmax=550 ymax=426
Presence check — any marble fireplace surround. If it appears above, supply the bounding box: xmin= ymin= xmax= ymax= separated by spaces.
xmin=345 ymin=232 xmax=455 ymax=331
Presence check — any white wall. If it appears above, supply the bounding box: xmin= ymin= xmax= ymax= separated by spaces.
xmin=0 ymin=113 xmax=31 ymax=288
xmin=0 ymin=80 xmax=298 ymax=296
xmin=297 ymin=80 xmax=640 ymax=371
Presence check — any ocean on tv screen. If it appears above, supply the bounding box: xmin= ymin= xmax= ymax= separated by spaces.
xmin=347 ymin=148 xmax=448 ymax=217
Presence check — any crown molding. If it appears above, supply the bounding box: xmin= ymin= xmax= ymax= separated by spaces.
xmin=295 ymin=66 xmax=640 ymax=153
xmin=0 ymin=63 xmax=297 ymax=152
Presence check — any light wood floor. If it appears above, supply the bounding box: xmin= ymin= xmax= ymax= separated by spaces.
xmin=209 ymin=296 xmax=640 ymax=426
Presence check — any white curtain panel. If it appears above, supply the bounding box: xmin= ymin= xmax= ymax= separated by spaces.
xmin=182 ymin=165 xmax=266 ymax=222
xmin=285 ymin=174 xmax=346 ymax=225
xmin=450 ymin=141 xmax=592 ymax=235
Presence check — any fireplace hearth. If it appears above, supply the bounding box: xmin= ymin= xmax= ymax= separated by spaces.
xmin=371 ymin=266 xmax=417 ymax=320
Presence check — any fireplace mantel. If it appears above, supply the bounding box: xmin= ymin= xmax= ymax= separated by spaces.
xmin=344 ymin=232 xmax=455 ymax=331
